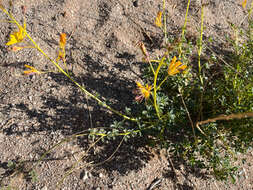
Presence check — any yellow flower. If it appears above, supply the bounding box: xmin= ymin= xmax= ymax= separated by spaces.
xmin=23 ymin=64 xmax=42 ymax=75
xmin=155 ymin=11 xmax=163 ymax=27
xmin=168 ymin=56 xmax=187 ymax=76
xmin=242 ymin=0 xmax=247 ymax=8
xmin=6 ymin=19 xmax=26 ymax=46
xmin=134 ymin=82 xmax=152 ymax=102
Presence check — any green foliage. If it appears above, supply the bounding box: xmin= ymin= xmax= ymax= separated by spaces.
xmin=28 ymin=169 xmax=38 ymax=183
xmin=123 ymin=10 xmax=253 ymax=181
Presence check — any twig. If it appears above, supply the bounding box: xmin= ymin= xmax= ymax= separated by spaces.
xmin=179 ymin=91 xmax=196 ymax=139
xmin=196 ymin=112 xmax=253 ymax=135
xmin=146 ymin=177 xmax=163 ymax=190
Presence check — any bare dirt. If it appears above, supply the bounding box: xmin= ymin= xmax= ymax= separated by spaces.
xmin=0 ymin=0 xmax=253 ymax=189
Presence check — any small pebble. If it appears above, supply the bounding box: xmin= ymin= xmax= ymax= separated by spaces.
xmin=41 ymin=186 xmax=47 ymax=190
xmin=0 ymin=168 xmax=5 ymax=175
xmin=82 ymin=171 xmax=89 ymax=181
xmin=133 ymin=0 xmax=138 ymax=7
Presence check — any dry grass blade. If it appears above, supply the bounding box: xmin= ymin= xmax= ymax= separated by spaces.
xmin=197 ymin=112 xmax=253 ymax=127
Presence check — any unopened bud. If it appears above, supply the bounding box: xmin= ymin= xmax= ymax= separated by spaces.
xmin=0 ymin=0 xmax=4 ymax=9
xmin=21 ymin=5 xmax=27 ymax=14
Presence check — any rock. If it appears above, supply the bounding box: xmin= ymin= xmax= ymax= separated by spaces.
xmin=99 ymin=173 xmax=103 ymax=178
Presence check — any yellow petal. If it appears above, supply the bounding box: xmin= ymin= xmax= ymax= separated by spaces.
xmin=6 ymin=20 xmax=26 ymax=46
xmin=145 ymin=84 xmax=152 ymax=91
xmin=59 ymin=33 xmax=67 ymax=50
xmin=168 ymin=57 xmax=187 ymax=76
xmin=168 ymin=68 xmax=180 ymax=75
xmin=23 ymin=18 xmax=26 ymax=32
xmin=24 ymin=64 xmax=41 ymax=75
xmin=168 ymin=56 xmax=177 ymax=71
xmin=24 ymin=64 xmax=34 ymax=69
xmin=56 ymin=50 xmax=65 ymax=62
xmin=155 ymin=11 xmax=163 ymax=27
xmin=136 ymin=82 xmax=151 ymax=100
xmin=6 ymin=33 xmax=19 ymax=45
xmin=141 ymin=86 xmax=151 ymax=99
xmin=136 ymin=81 xmax=143 ymax=89
xmin=178 ymin=64 xmax=187 ymax=71
xmin=56 ymin=33 xmax=67 ymax=62
xmin=24 ymin=70 xmax=35 ymax=75
xmin=242 ymin=0 xmax=247 ymax=8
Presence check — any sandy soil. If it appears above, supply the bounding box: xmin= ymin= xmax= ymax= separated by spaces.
xmin=0 ymin=0 xmax=253 ymax=189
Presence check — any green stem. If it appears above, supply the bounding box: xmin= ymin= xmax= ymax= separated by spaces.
xmin=249 ymin=2 xmax=253 ymax=41
xmin=197 ymin=2 xmax=205 ymax=121
xmin=153 ymin=57 xmax=166 ymax=119
xmin=249 ymin=1 xmax=253 ymax=18
xmin=148 ymin=60 xmax=156 ymax=76
xmin=157 ymin=75 xmax=168 ymax=91
xmin=198 ymin=2 xmax=204 ymax=85
xmin=163 ymin=0 xmax=167 ymax=44
xmin=178 ymin=0 xmax=191 ymax=58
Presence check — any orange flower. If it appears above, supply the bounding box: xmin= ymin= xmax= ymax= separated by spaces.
xmin=168 ymin=56 xmax=187 ymax=76
xmin=59 ymin=33 xmax=67 ymax=49
xmin=23 ymin=64 xmax=42 ymax=75
xmin=134 ymin=82 xmax=152 ymax=102
xmin=56 ymin=33 xmax=67 ymax=62
xmin=155 ymin=11 xmax=163 ymax=27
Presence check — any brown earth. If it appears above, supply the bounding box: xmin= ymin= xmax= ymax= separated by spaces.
xmin=0 ymin=0 xmax=253 ymax=189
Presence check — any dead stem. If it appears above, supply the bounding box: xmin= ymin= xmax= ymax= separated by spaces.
xmin=179 ymin=91 xmax=196 ymax=140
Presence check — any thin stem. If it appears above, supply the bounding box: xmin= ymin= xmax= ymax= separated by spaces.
xmin=153 ymin=57 xmax=166 ymax=119
xmin=178 ymin=0 xmax=191 ymax=58
xmin=163 ymin=0 xmax=167 ymax=44
xmin=179 ymin=90 xmax=196 ymax=140
xmin=157 ymin=75 xmax=168 ymax=91
xmin=198 ymin=1 xmax=204 ymax=85
xmin=150 ymin=59 xmax=160 ymax=63
xmin=197 ymin=1 xmax=205 ymax=122
xmin=148 ymin=60 xmax=156 ymax=76
xmin=0 ymin=19 xmax=14 ymax=23
xmin=249 ymin=1 xmax=253 ymax=18
xmin=249 ymin=1 xmax=253 ymax=41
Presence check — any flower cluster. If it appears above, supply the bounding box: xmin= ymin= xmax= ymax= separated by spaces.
xmin=6 ymin=19 xmax=26 ymax=46
xmin=134 ymin=82 xmax=152 ymax=102
xmin=168 ymin=56 xmax=187 ymax=76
